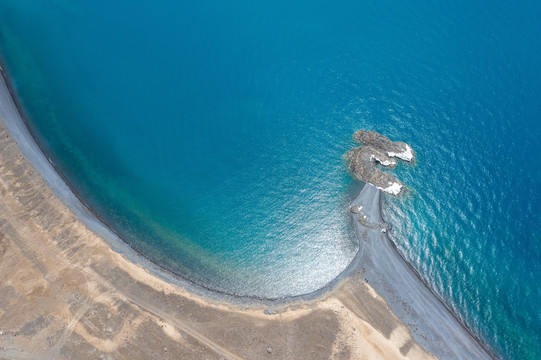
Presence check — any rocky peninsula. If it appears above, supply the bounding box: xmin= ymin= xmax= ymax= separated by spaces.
xmin=347 ymin=130 xmax=415 ymax=195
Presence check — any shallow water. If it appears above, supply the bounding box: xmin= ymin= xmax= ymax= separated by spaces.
xmin=0 ymin=0 xmax=540 ymax=358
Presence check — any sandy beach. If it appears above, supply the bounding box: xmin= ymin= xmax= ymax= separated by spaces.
xmin=0 ymin=66 xmax=492 ymax=359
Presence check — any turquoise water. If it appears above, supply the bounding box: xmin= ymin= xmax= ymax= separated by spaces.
xmin=0 ymin=0 xmax=540 ymax=358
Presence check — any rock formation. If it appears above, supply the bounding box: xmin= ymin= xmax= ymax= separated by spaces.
xmin=346 ymin=130 xmax=415 ymax=195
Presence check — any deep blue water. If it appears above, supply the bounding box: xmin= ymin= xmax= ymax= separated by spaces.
xmin=0 ymin=0 xmax=540 ymax=358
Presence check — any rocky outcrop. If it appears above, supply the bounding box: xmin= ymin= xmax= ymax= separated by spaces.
xmin=354 ymin=130 xmax=415 ymax=162
xmin=346 ymin=130 xmax=415 ymax=195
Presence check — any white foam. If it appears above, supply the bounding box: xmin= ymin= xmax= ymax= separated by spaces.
xmin=370 ymin=154 xmax=395 ymax=167
xmin=377 ymin=158 xmax=394 ymax=166
xmin=388 ymin=145 xmax=414 ymax=162
xmin=377 ymin=182 xmax=402 ymax=196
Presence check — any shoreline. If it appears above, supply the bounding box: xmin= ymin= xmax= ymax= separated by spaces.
xmin=0 ymin=79 xmax=437 ymax=360
xmin=354 ymin=186 xmax=496 ymax=359
xmin=0 ymin=59 xmax=493 ymax=358
xmin=378 ymin=201 xmax=496 ymax=359
xmin=0 ymin=61 xmax=364 ymax=305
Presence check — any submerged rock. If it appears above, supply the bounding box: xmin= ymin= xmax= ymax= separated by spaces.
xmin=347 ymin=130 xmax=415 ymax=195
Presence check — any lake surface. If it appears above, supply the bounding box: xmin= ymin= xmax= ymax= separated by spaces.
xmin=0 ymin=0 xmax=539 ymax=358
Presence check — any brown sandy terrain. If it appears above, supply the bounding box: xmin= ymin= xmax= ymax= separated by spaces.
xmin=0 ymin=116 xmax=436 ymax=359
